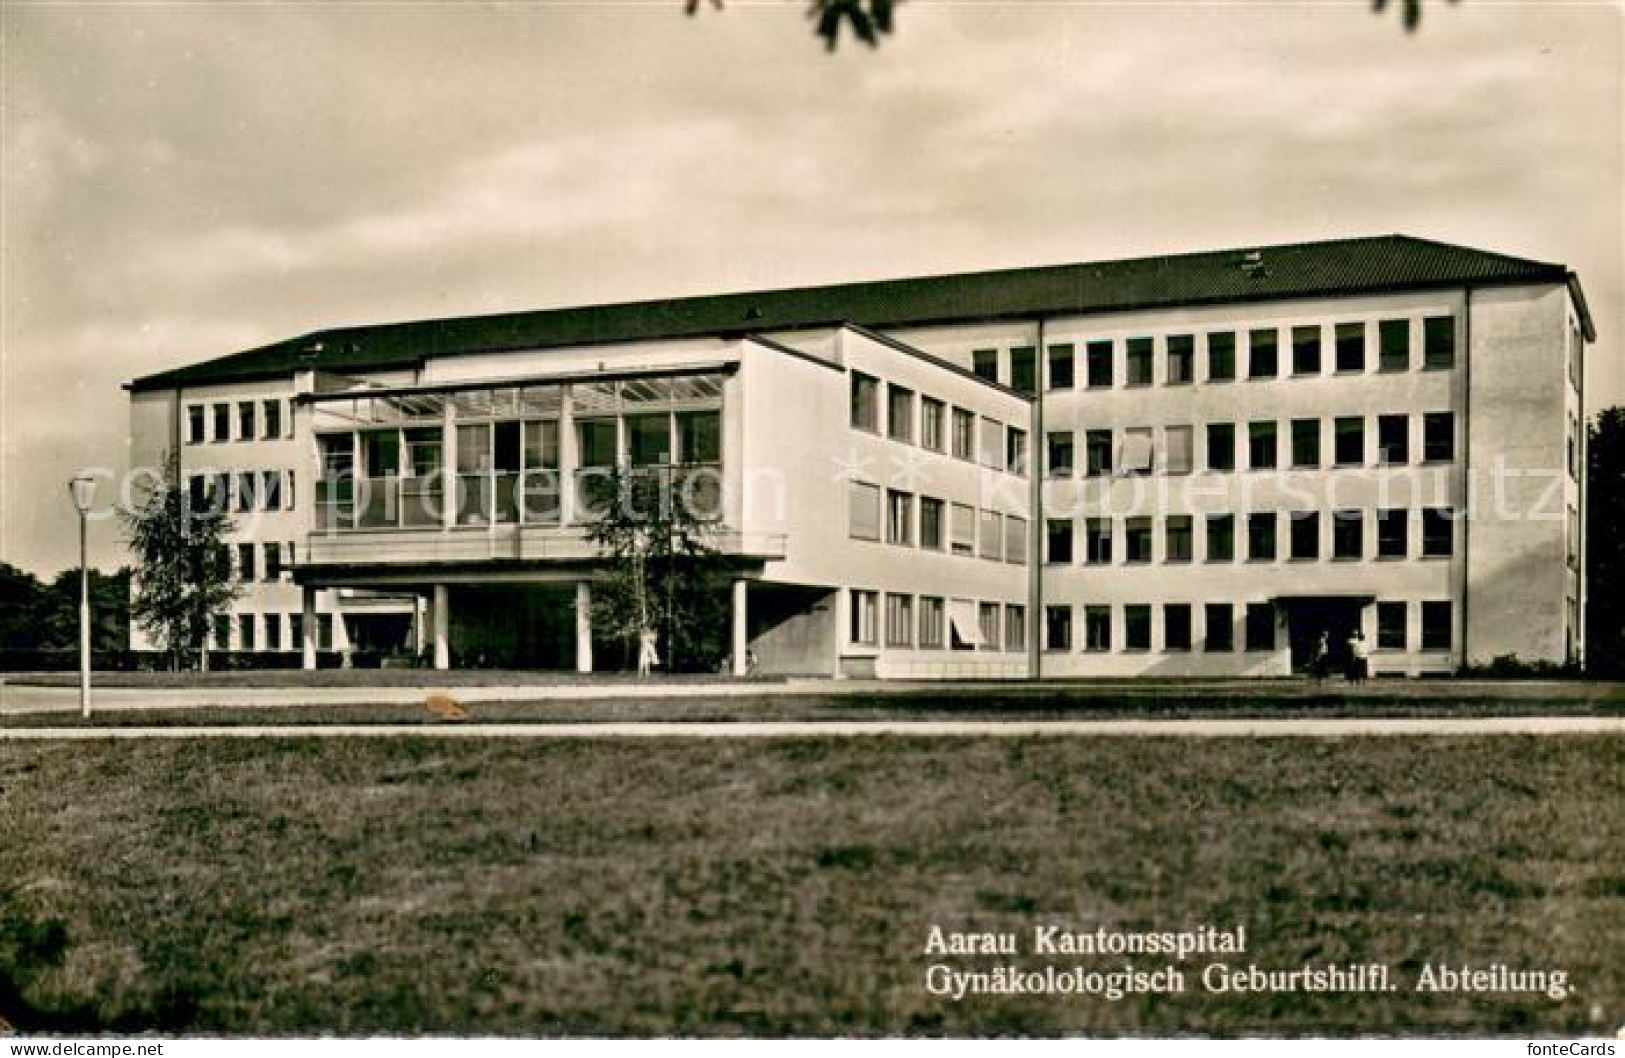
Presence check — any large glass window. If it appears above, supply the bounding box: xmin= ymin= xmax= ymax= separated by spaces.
xmin=1378 ymin=414 xmax=1409 ymax=465
xmin=1292 ymin=326 xmax=1321 ymax=375
xmin=1124 ymin=605 xmax=1152 ymax=650
xmin=360 ymin=430 xmax=400 ymax=527
xmin=1424 ymin=316 xmax=1456 ymax=369
xmin=1421 ymin=601 xmax=1452 ymax=650
xmin=1336 ymin=322 xmax=1365 ymax=372
xmin=1422 ymin=507 xmax=1455 ymax=557
xmin=1206 ymin=514 xmax=1235 ymax=562
xmin=1377 ymin=508 xmax=1409 ymax=558
xmin=1086 ymin=340 xmax=1114 ymax=388
xmin=1047 ymin=344 xmax=1075 ymax=390
xmin=1334 ymin=416 xmax=1365 ymax=466
xmin=456 ymin=423 xmax=493 ymax=526
xmin=1207 ymin=423 xmax=1235 ymax=472
xmin=1205 ymin=603 xmax=1234 ymax=652
xmin=1333 ymin=510 xmax=1363 ymax=559
xmin=1164 ymin=604 xmax=1192 ymax=651
xmin=1423 ymin=412 xmax=1455 ymax=462
xmin=1248 ymin=512 xmax=1277 ymax=560
xmin=1377 ymin=601 xmax=1407 ymax=650
xmin=972 ymin=350 xmax=999 ymax=383
xmin=1290 ymin=511 xmax=1320 ymax=560
xmin=522 ymin=421 xmax=560 ymax=524
xmin=1291 ymin=419 xmax=1320 ymax=468
xmin=1248 ymin=329 xmax=1278 ymax=379
xmin=1379 ymin=319 xmax=1410 ymax=371
xmin=626 ymin=413 xmax=672 ymax=467
xmin=1207 ymin=332 xmax=1236 ymax=381
xmin=1249 ymin=421 xmax=1278 ymax=469
xmin=1047 ymin=519 xmax=1073 ymax=564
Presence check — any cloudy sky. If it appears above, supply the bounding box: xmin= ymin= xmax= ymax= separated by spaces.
xmin=2 ymin=0 xmax=1620 ymax=575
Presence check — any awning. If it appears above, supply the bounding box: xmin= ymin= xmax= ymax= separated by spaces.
xmin=948 ymin=599 xmax=981 ymax=647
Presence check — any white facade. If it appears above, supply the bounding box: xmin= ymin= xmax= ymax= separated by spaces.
xmin=125 ymin=240 xmax=1593 ymax=678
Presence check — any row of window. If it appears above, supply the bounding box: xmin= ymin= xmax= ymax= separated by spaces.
xmin=1040 ymin=600 xmax=1454 ymax=653
xmin=213 ymin=611 xmax=334 ymax=652
xmin=848 ymin=484 xmax=1029 ymax=563
xmin=233 ymin=541 xmax=297 ymax=583
xmin=1044 ymin=508 xmax=1456 ymax=565
xmin=974 ymin=316 xmax=1457 ymax=394
xmin=850 ymin=372 xmax=1028 ymax=475
xmin=187 ymin=399 xmax=291 ymax=445
xmin=1044 ymin=412 xmax=1455 ymax=477
xmin=849 ymin=591 xmax=1027 ymax=652
xmin=188 ymin=470 xmax=296 ymax=514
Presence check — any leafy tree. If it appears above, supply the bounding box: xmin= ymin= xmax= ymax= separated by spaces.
xmin=0 ymin=564 xmax=44 ymax=650
xmin=32 ymin=568 xmax=131 ymax=653
xmin=120 ymin=452 xmax=241 ymax=670
xmin=1587 ymin=407 xmax=1625 ymax=676
xmin=582 ymin=465 xmax=732 ymax=673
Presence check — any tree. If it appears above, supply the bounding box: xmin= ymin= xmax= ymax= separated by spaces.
xmin=582 ymin=465 xmax=732 ymax=673
xmin=689 ymin=0 xmax=1454 ymax=50
xmin=1586 ymin=408 xmax=1625 ymax=676
xmin=120 ymin=452 xmax=241 ymax=670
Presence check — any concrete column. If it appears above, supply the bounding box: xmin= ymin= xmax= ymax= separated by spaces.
xmin=730 ymin=578 xmax=749 ymax=677
xmin=412 ymin=594 xmax=427 ymax=655
xmin=300 ymin=586 xmax=317 ymax=670
xmin=432 ymin=583 xmax=450 ymax=670
xmin=575 ymin=580 xmax=593 ymax=673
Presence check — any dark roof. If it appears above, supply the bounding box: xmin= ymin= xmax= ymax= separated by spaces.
xmin=128 ymin=234 xmax=1593 ymax=392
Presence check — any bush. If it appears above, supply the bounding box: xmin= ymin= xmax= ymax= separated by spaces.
xmin=1457 ymin=653 xmax=1585 ymax=679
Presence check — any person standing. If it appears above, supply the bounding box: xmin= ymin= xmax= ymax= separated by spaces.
xmin=1347 ymin=628 xmax=1370 ymax=685
xmin=1309 ymin=631 xmax=1330 ymax=684
xmin=637 ymin=626 xmax=660 ymax=678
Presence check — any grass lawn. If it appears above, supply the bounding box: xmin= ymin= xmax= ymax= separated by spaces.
xmin=0 ymin=735 xmax=1621 ymax=1036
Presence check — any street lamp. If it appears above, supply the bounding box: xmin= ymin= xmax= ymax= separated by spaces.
xmin=68 ymin=474 xmax=97 ymax=719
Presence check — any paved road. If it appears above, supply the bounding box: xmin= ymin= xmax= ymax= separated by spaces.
xmin=2 ymin=717 xmax=1621 ymax=739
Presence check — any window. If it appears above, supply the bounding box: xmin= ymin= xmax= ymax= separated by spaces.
xmin=1166 ymin=516 xmax=1193 ymax=563
xmin=850 ymin=373 xmax=879 ymax=431
xmin=1006 ymin=428 xmax=1028 ymax=476
xmin=1422 ymin=507 xmax=1454 ymax=557
xmin=1333 ymin=510 xmax=1363 ymax=559
xmin=264 ymin=614 xmax=279 ymax=652
xmin=1124 ymin=605 xmax=1152 ymax=651
xmin=1004 ymin=516 xmax=1028 ymax=565
xmin=236 ymin=471 xmax=258 ymax=512
xmin=1377 ymin=508 xmax=1409 ymax=558
xmin=212 ymin=403 xmax=230 ymax=442
xmin=261 ymin=470 xmax=282 ymax=512
xmin=1245 ymin=603 xmax=1275 ymax=651
xmin=1335 ymin=322 xmax=1365 ymax=372
xmin=1009 ymin=347 xmax=1036 ymax=395
xmin=1334 ymin=417 xmax=1365 ymax=466
xmin=1290 ymin=512 xmax=1320 ymax=560
xmin=626 ymin=413 xmax=672 ymax=467
xmin=886 ymin=489 xmax=913 ymax=546
xmin=978 ymin=603 xmax=1000 ymax=651
xmin=1206 ymin=423 xmax=1236 ymax=471
xmin=1423 ymin=316 xmax=1455 ymax=369
xmin=1046 ymin=519 xmax=1073 ymax=564
xmin=1568 ymin=414 xmax=1579 ymax=481
xmin=1121 ymin=427 xmax=1154 ymax=475
xmin=317 ymin=614 xmax=333 ymax=651
xmin=187 ymin=405 xmax=205 ymax=444
xmin=576 ymin=419 xmax=616 ymax=468
xmin=919 ymin=597 xmax=945 ymax=649
xmin=1205 ymin=603 xmax=1234 ymax=652
xmin=1248 ymin=328 xmax=1278 ymax=379
xmin=1126 ymin=337 xmax=1153 ymax=386
xmin=1291 ymin=419 xmax=1321 ymax=468
xmin=885 ymin=594 xmax=913 ymax=647
xmin=920 ymin=497 xmax=945 ymax=550
xmin=1164 ymin=604 xmax=1192 ymax=651
xmin=1421 ymin=601 xmax=1452 ymax=650
xmin=237 ymin=401 xmax=256 ymax=441
xmin=1378 ymin=414 xmax=1409 ymax=465
xmin=1379 ymin=319 xmax=1410 ymax=372
xmin=921 ymin=397 xmax=945 ymax=451
xmin=1084 ymin=605 xmax=1112 ymax=652
xmin=1085 ymin=518 xmax=1113 ymax=565
xmin=1377 ymin=602 xmax=1407 ymax=650
xmin=979 ymin=509 xmax=1003 ymax=560
xmin=1004 ymin=605 xmax=1026 ymax=652
xmin=264 ymin=615 xmax=282 ymax=652
xmin=1086 ymin=340 xmax=1113 ymax=388
xmin=1164 ymin=426 xmax=1193 ymax=474
xmin=951 ymin=408 xmax=975 ymax=460
xmin=1292 ymin=325 xmax=1321 ymax=375
xmin=263 ymin=399 xmax=282 ymax=440
xmin=1047 ymin=431 xmax=1075 ymax=477
xmin=978 ymin=417 xmax=1003 ymax=470
xmin=238 ymin=613 xmax=256 ymax=652
xmin=1248 ymin=421 xmax=1278 ymax=469
xmin=1085 ymin=430 xmax=1114 ymax=476
xmin=850 ymin=590 xmax=878 ymax=646
xmin=1167 ymin=335 xmax=1194 ymax=384
xmin=187 ymin=475 xmax=209 ymax=513
xmin=1126 ymin=517 xmax=1153 ymax=564
xmin=1207 ymin=332 xmax=1236 ymax=381
xmin=848 ymin=481 xmax=881 ymax=541
xmin=951 ymin=503 xmax=976 ymax=555
xmin=973 ymin=349 xmax=999 ymax=383
xmin=1047 ymin=344 xmax=1075 ymax=390
xmin=1423 ymin=412 xmax=1455 ymax=462
xmin=1206 ymin=514 xmax=1235 ymax=562
xmin=1045 ymin=605 xmax=1073 ymax=651
xmin=1248 ymin=512 xmax=1277 ymax=560
xmin=887 ymin=385 xmax=915 ymax=443
xmin=262 ymin=542 xmax=281 ymax=582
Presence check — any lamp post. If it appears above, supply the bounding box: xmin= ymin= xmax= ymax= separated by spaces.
xmin=69 ymin=474 xmax=97 ymax=719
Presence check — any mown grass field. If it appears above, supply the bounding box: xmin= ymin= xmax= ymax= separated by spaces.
xmin=1 ymin=735 xmax=1620 ymax=1036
